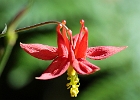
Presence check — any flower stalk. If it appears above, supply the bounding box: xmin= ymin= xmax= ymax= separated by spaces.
xmin=15 ymin=20 xmax=69 ymax=33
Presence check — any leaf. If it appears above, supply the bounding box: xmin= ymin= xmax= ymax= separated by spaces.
xmin=0 ymin=24 xmax=7 ymax=38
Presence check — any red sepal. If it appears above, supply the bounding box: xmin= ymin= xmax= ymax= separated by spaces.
xmin=20 ymin=43 xmax=58 ymax=60
xmin=86 ymin=46 xmax=127 ymax=60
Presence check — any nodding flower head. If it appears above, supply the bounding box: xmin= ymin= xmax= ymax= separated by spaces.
xmin=20 ymin=20 xmax=127 ymax=97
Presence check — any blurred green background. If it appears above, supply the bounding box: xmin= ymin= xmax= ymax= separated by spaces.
xmin=0 ymin=0 xmax=139 ymax=100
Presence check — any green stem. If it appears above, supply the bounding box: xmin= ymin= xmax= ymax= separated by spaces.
xmin=0 ymin=29 xmax=17 ymax=76
xmin=0 ymin=43 xmax=14 ymax=76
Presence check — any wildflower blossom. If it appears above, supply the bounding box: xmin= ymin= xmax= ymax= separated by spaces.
xmin=20 ymin=20 xmax=127 ymax=97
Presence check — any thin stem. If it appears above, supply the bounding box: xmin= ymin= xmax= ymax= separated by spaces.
xmin=15 ymin=21 xmax=69 ymax=33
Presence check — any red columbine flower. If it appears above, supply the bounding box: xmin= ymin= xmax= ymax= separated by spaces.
xmin=20 ymin=20 xmax=127 ymax=97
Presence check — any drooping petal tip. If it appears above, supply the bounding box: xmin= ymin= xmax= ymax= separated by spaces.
xmin=35 ymin=73 xmax=53 ymax=80
xmin=35 ymin=57 xmax=70 ymax=80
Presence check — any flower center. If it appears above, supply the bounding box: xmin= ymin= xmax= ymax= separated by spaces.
xmin=66 ymin=66 xmax=80 ymax=97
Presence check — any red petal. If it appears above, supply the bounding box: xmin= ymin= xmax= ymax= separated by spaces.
xmin=75 ymin=27 xmax=88 ymax=58
xmin=86 ymin=46 xmax=127 ymax=60
xmin=36 ymin=57 xmax=70 ymax=80
xmin=62 ymin=24 xmax=69 ymax=49
xmin=20 ymin=43 xmax=58 ymax=60
xmin=72 ymin=58 xmax=100 ymax=75
xmin=72 ymin=34 xmax=79 ymax=49
xmin=56 ymin=25 xmax=68 ymax=57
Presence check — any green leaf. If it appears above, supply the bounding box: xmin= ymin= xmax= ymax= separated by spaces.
xmin=0 ymin=24 xmax=7 ymax=38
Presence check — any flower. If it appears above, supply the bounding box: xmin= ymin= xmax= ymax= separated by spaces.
xmin=20 ymin=20 xmax=127 ymax=97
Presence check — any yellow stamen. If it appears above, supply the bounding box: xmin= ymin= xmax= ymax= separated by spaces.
xmin=67 ymin=66 xmax=80 ymax=97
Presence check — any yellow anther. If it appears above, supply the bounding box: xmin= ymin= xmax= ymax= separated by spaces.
xmin=66 ymin=66 xmax=80 ymax=97
xmin=67 ymin=77 xmax=71 ymax=80
xmin=70 ymin=86 xmax=79 ymax=97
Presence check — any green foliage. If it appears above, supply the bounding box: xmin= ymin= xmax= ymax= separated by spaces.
xmin=0 ymin=0 xmax=140 ymax=100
